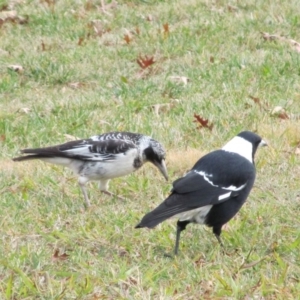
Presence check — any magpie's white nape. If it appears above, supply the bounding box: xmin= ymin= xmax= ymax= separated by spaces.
xmin=136 ymin=131 xmax=267 ymax=256
xmin=13 ymin=131 xmax=168 ymax=207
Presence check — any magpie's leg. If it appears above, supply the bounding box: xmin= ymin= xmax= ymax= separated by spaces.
xmin=174 ymin=220 xmax=190 ymax=255
xmin=213 ymin=226 xmax=224 ymax=247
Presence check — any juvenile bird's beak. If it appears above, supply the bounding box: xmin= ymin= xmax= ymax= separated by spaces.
xmin=259 ymin=140 xmax=268 ymax=147
xmin=154 ymin=159 xmax=168 ymax=181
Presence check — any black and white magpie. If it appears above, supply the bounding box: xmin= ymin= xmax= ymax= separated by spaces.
xmin=136 ymin=131 xmax=267 ymax=255
xmin=13 ymin=131 xmax=168 ymax=207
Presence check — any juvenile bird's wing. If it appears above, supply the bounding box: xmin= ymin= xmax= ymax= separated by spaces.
xmin=13 ymin=139 xmax=137 ymax=162
xmin=90 ymin=132 xmax=144 ymax=144
xmin=136 ymin=150 xmax=255 ymax=228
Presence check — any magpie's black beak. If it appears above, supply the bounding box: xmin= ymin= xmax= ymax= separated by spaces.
xmin=153 ymin=159 xmax=168 ymax=181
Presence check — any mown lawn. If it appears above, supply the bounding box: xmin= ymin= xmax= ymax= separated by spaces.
xmin=1 ymin=0 xmax=300 ymax=298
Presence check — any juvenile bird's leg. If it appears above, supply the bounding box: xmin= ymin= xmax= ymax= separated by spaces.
xmin=99 ymin=180 xmax=126 ymax=200
xmin=78 ymin=177 xmax=91 ymax=207
xmin=174 ymin=220 xmax=190 ymax=255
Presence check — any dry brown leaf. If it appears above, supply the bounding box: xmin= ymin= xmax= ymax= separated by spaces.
xmin=124 ymin=34 xmax=132 ymax=44
xmin=249 ymin=95 xmax=261 ymax=107
xmin=8 ymin=64 xmax=23 ymax=73
xmin=52 ymin=249 xmax=69 ymax=261
xmin=163 ymin=23 xmax=169 ymax=34
xmin=248 ymin=95 xmax=270 ymax=111
xmin=136 ymin=55 xmax=155 ymax=69
xmin=41 ymin=41 xmax=46 ymax=51
xmin=271 ymin=106 xmax=289 ymax=120
xmin=193 ymin=113 xmax=213 ymax=131
xmin=78 ymin=36 xmax=85 ymax=46
xmin=0 ymin=4 xmax=8 ymax=11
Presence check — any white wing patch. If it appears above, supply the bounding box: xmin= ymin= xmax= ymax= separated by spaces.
xmin=218 ymin=192 xmax=231 ymax=201
xmin=194 ymin=170 xmax=218 ymax=187
xmin=223 ymin=183 xmax=247 ymax=191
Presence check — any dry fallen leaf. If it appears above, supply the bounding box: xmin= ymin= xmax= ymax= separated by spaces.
xmin=135 ymin=27 xmax=140 ymax=35
xmin=163 ymin=23 xmax=169 ymax=35
xmin=271 ymin=106 xmax=289 ymax=120
xmin=146 ymin=14 xmax=153 ymax=22
xmin=0 ymin=134 xmax=6 ymax=142
xmin=0 ymin=10 xmax=28 ymax=24
xmin=8 ymin=64 xmax=23 ymax=73
xmin=169 ymin=76 xmax=189 ymax=86
xmin=239 ymin=257 xmax=267 ymax=270
xmin=124 ymin=34 xmax=132 ymax=44
xmin=78 ymin=36 xmax=85 ymax=46
xmin=295 ymin=148 xmax=300 ymax=155
xmin=100 ymin=0 xmax=118 ymax=15
xmin=151 ymin=99 xmax=180 ymax=115
xmin=136 ymin=55 xmax=155 ymax=69
xmin=90 ymin=20 xmax=111 ymax=37
xmin=19 ymin=107 xmax=31 ymax=114
xmin=193 ymin=113 xmax=213 ymax=131
xmin=290 ymin=39 xmax=300 ymax=53
xmin=52 ymin=249 xmax=69 ymax=261
xmin=67 ymin=82 xmax=86 ymax=89
xmin=261 ymin=32 xmax=283 ymax=41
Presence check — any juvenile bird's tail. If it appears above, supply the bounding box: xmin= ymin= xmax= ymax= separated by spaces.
xmin=135 ymin=194 xmax=188 ymax=229
xmin=13 ymin=152 xmax=54 ymax=162
xmin=12 ymin=148 xmax=72 ymax=166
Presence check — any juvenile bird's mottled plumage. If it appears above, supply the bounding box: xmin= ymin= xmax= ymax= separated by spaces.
xmin=13 ymin=131 xmax=168 ymax=207
xmin=136 ymin=131 xmax=267 ymax=255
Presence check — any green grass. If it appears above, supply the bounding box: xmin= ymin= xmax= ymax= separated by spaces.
xmin=1 ymin=0 xmax=300 ymax=298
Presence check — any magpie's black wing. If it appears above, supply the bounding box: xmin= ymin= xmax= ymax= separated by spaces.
xmin=136 ymin=150 xmax=256 ymax=228
xmin=13 ymin=139 xmax=137 ymax=162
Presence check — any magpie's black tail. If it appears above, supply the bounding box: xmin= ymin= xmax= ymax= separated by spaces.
xmin=135 ymin=194 xmax=188 ymax=229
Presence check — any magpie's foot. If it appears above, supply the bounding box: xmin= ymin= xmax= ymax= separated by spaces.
xmin=163 ymin=252 xmax=175 ymax=259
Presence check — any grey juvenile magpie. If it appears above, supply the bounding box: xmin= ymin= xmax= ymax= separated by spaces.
xmin=136 ymin=131 xmax=267 ymax=255
xmin=13 ymin=131 xmax=168 ymax=207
